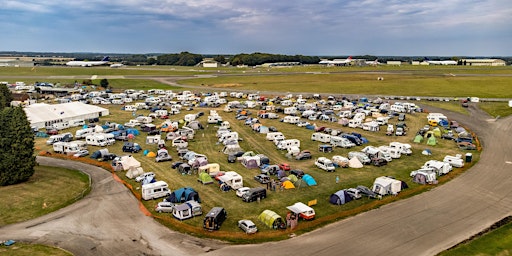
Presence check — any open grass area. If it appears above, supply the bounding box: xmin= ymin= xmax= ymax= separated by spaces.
xmin=0 ymin=243 xmax=72 ymax=256
xmin=182 ymin=73 xmax=512 ymax=98
xmin=33 ymin=103 xmax=479 ymax=242
xmin=478 ymin=102 xmax=512 ymax=118
xmin=0 ymin=66 xmax=211 ymax=76
xmin=0 ymin=165 xmax=90 ymax=226
xmin=438 ymin=218 xmax=512 ymax=256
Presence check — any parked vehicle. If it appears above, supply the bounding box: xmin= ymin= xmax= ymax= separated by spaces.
xmin=295 ymin=150 xmax=312 ymax=160
xmin=155 ymin=201 xmax=175 ymax=213
xmin=254 ymin=174 xmax=271 ymax=184
xmin=141 ymin=181 xmax=170 ymax=200
xmin=242 ymin=187 xmax=267 ymax=202
xmin=236 ymin=187 xmax=251 ymax=198
xmin=135 ymin=172 xmax=155 ymax=183
xmin=238 ymin=219 xmax=258 ymax=234
xmin=315 ymin=157 xmax=335 ymax=172
xmin=203 ymin=207 xmax=227 ymax=231
xmin=122 ymin=142 xmax=142 ymax=153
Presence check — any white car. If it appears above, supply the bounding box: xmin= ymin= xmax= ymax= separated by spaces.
xmin=155 ymin=201 xmax=174 ymax=213
xmin=238 ymin=219 xmax=257 ymax=234
xmin=135 ymin=172 xmax=155 ymax=183
xmin=73 ymin=149 xmax=89 ymax=158
xmin=236 ymin=187 xmax=250 ymax=198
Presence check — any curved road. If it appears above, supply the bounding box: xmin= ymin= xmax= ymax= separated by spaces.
xmin=1 ymin=97 xmax=511 ymax=255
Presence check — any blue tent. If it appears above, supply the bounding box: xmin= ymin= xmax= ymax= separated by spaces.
xmin=329 ymin=189 xmax=353 ymax=205
xmin=126 ymin=128 xmax=140 ymax=135
xmin=166 ymin=187 xmax=201 ymax=203
xmin=302 ymin=174 xmax=317 ymax=186
xmin=305 ymin=125 xmax=315 ymax=130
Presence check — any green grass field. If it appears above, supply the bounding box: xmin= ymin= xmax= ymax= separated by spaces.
xmin=32 ymin=103 xmax=478 ymax=242
xmin=0 ymin=165 xmax=90 ymax=226
xmin=0 ymin=243 xmax=72 ymax=256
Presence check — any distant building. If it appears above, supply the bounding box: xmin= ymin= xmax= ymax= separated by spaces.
xmin=460 ymin=59 xmax=506 ymax=66
xmin=386 ymin=61 xmax=402 ymax=66
xmin=24 ymin=102 xmax=109 ymax=129
xmin=197 ymin=58 xmax=219 ymax=68
xmin=262 ymin=62 xmax=301 ymax=67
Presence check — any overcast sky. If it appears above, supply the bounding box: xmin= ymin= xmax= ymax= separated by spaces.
xmin=1 ymin=0 xmax=511 ymax=56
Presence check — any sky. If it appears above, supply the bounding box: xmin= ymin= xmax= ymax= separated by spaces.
xmin=1 ymin=0 xmax=511 ymax=56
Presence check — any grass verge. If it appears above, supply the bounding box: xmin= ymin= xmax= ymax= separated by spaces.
xmin=0 ymin=243 xmax=72 ymax=256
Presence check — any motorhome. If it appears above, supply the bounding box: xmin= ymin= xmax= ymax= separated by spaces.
xmin=330 ymin=136 xmax=355 ymax=148
xmin=141 ymin=181 xmax=171 ymax=200
xmin=389 ymin=142 xmax=412 ymax=156
xmin=46 ymin=133 xmax=73 ymax=145
xmin=85 ymin=134 xmax=108 ymax=147
xmin=315 ymin=157 xmax=335 ymax=172
xmin=52 ymin=141 xmax=87 ymax=154
xmin=52 ymin=121 xmax=70 ymax=131
xmin=75 ymin=127 xmax=95 ymax=139
xmin=443 ymin=155 xmax=464 ymax=168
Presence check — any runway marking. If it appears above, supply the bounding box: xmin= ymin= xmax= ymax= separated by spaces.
xmin=506 ymin=161 xmax=512 ymax=164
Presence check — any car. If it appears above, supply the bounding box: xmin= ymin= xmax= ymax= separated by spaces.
xmin=155 ymin=151 xmax=172 ymax=162
xmin=278 ymin=163 xmax=291 ymax=171
xmin=236 ymin=187 xmax=251 ymax=198
xmin=171 ymin=161 xmax=184 ymax=169
xmin=290 ymin=169 xmax=305 ymax=179
xmin=372 ymin=158 xmax=388 ymax=167
xmin=441 ymin=131 xmax=455 ymax=140
xmin=254 ymin=174 xmax=270 ymax=184
xmin=101 ymin=153 xmax=117 ymax=161
xmin=355 ymin=185 xmax=379 ymax=199
xmin=135 ymin=172 xmax=156 ymax=182
xmin=238 ymin=219 xmax=257 ymax=234
xmin=457 ymin=141 xmax=477 ymax=150
xmin=261 ymin=164 xmax=280 ymax=175
xmin=346 ymin=188 xmax=362 ymax=200
xmin=315 ymin=126 xmax=326 ymax=132
xmin=295 ymin=150 xmax=312 ymax=160
xmin=268 ymin=126 xmax=278 ymax=132
xmin=155 ymin=201 xmax=175 ymax=213
xmin=73 ymin=149 xmax=89 ymax=158
xmin=46 ymin=129 xmax=59 ymax=135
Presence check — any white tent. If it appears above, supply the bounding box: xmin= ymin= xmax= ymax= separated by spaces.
xmin=372 ymin=176 xmax=402 ymax=196
xmin=24 ymin=102 xmax=109 ymax=129
xmin=117 ymin=155 xmax=144 ymax=179
xmin=348 ymin=157 xmax=363 ymax=168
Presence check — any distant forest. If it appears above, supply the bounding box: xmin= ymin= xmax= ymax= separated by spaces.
xmin=1 ymin=51 xmax=510 ymax=66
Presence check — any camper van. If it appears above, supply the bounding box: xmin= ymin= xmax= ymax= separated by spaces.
xmin=311 ymin=132 xmax=331 ymax=143
xmin=75 ymin=128 xmax=95 ymax=139
xmin=266 ymin=132 xmax=285 ymax=141
xmin=218 ymin=171 xmax=243 ymax=190
xmin=53 ymin=141 xmax=87 ymax=154
xmin=242 ymin=187 xmax=267 ymax=202
xmin=443 ymin=155 xmax=464 ymax=168
xmin=276 ymin=139 xmax=300 ymax=150
xmin=330 ymin=136 xmax=355 ymax=148
xmin=141 ymin=181 xmax=171 ymax=200
xmin=315 ymin=157 xmax=335 ymax=172
xmin=46 ymin=133 xmax=73 ymax=145
xmin=85 ymin=134 xmax=108 ymax=147
xmin=203 ymin=207 xmax=227 ymax=231
xmin=286 ymin=202 xmax=316 ymax=220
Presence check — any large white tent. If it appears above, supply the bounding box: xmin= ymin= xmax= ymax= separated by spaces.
xmin=24 ymin=102 xmax=109 ymax=129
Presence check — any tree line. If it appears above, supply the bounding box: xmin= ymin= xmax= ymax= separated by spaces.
xmin=0 ymin=85 xmax=36 ymax=186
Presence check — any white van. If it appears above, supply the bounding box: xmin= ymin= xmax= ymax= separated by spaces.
xmin=85 ymin=134 xmax=108 ymax=147
xmin=330 ymin=136 xmax=355 ymax=148
xmin=315 ymin=157 xmax=335 ymax=172
xmin=142 ymin=181 xmax=171 ymax=200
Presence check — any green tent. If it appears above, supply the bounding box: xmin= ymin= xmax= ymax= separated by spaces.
xmin=432 ymin=127 xmax=441 ymax=137
xmin=197 ymin=172 xmax=214 ymax=185
xmin=413 ymin=134 xmax=423 ymax=143
xmin=258 ymin=210 xmax=285 ymax=229
xmin=427 ymin=136 xmax=437 ymax=146
xmin=287 ymin=174 xmax=298 ymax=183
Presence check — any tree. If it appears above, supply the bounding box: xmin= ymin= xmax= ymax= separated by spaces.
xmin=100 ymin=79 xmax=109 ymax=90
xmin=0 ymin=107 xmax=36 ymax=185
xmin=0 ymin=84 xmax=13 ymax=110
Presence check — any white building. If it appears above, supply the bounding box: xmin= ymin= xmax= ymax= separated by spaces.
xmin=24 ymin=102 xmax=109 ymax=129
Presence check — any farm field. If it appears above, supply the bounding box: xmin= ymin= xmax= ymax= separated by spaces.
xmin=33 ymin=101 xmax=479 ymax=242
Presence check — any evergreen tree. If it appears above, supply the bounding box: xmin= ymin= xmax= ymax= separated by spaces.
xmin=0 ymin=107 xmax=36 ymax=185
xmin=0 ymin=84 xmax=13 ymax=109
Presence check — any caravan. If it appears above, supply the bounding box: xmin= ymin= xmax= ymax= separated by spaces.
xmin=311 ymin=132 xmax=331 ymax=143
xmin=266 ymin=132 xmax=285 ymax=141
xmin=276 ymin=139 xmax=300 ymax=150
xmin=141 ymin=181 xmax=171 ymax=200
xmin=330 ymin=136 xmax=355 ymax=148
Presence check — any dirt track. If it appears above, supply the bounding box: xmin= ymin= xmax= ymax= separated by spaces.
xmin=1 ymin=95 xmax=511 ymax=255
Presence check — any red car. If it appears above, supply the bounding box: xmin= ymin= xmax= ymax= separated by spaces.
xmin=278 ymin=163 xmax=291 ymax=171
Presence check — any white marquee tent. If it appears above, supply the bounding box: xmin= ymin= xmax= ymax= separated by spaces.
xmin=24 ymin=102 xmax=109 ymax=129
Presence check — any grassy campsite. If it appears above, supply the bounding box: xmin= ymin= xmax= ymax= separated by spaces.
xmin=4 ymin=64 xmax=512 ymax=243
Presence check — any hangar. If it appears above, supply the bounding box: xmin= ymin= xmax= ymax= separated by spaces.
xmin=24 ymin=102 xmax=109 ymax=129
xmin=460 ymin=59 xmax=506 ymax=66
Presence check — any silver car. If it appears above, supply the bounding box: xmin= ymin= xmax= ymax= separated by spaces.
xmin=155 ymin=201 xmax=175 ymax=213
xmin=238 ymin=219 xmax=257 ymax=234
